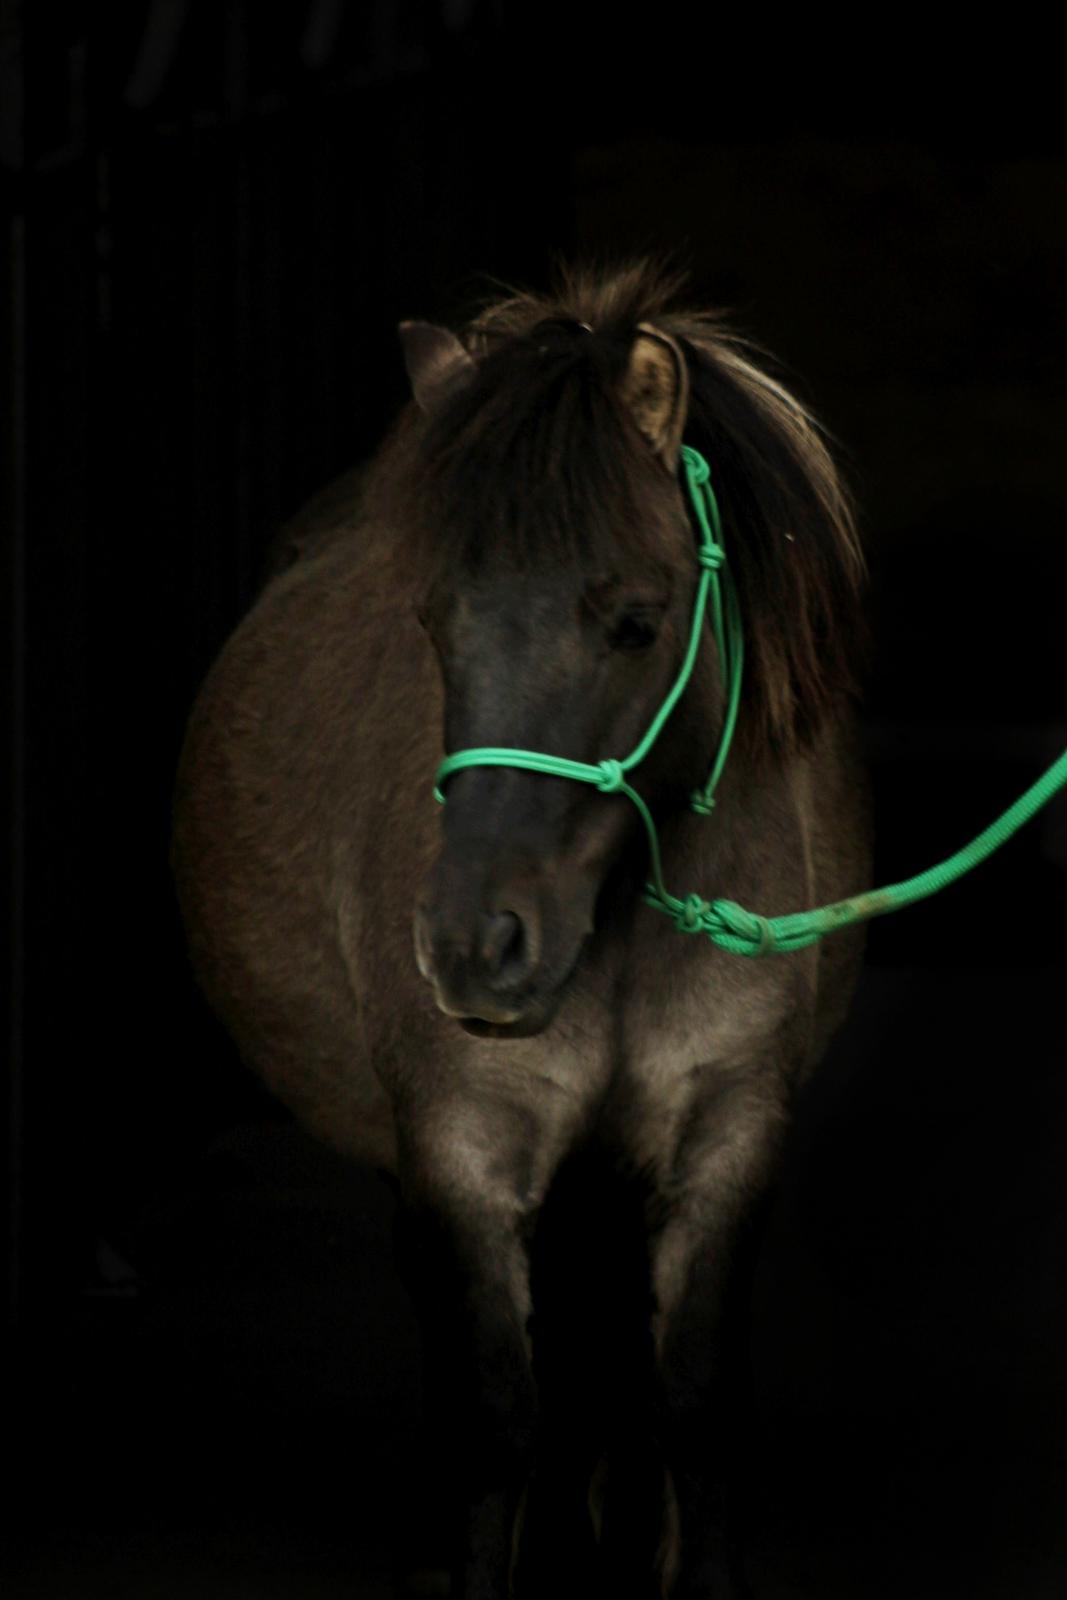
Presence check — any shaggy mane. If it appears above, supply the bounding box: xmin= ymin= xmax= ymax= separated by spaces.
xmin=369 ymin=260 xmax=866 ymax=753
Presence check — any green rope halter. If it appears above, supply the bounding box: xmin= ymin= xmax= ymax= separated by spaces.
xmin=434 ymin=445 xmax=1067 ymax=957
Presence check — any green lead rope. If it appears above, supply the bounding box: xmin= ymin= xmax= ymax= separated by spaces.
xmin=435 ymin=446 xmax=1067 ymax=958
xmin=645 ymin=746 xmax=1067 ymax=956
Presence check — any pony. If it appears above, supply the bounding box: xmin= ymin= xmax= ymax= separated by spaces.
xmin=172 ymin=261 xmax=871 ymax=1598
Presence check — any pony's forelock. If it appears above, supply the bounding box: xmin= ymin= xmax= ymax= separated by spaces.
xmin=369 ymin=259 xmax=866 ymax=753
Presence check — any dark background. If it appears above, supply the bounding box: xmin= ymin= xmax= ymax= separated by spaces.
xmin=3 ymin=5 xmax=1066 ymax=1596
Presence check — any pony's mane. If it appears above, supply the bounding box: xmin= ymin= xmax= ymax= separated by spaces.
xmin=369 ymin=260 xmax=866 ymax=753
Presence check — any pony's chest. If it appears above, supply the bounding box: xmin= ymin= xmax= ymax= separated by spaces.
xmin=598 ymin=937 xmax=811 ymax=1169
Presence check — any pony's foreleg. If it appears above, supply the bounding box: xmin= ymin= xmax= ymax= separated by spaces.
xmin=650 ymin=1069 xmax=786 ymax=1600
xmin=394 ymin=1099 xmax=548 ymax=1600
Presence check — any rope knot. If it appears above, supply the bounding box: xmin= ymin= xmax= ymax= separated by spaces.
xmin=690 ymin=792 xmax=716 ymax=816
xmin=697 ymin=545 xmax=725 ymax=572
xmin=675 ymin=893 xmax=709 ymax=933
xmin=712 ymin=899 xmax=777 ymax=956
xmin=681 ymin=445 xmax=710 ymax=485
xmin=596 ymin=759 xmax=625 ymax=794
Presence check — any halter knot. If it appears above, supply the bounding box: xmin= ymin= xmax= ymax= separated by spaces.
xmin=712 ymin=899 xmax=777 ymax=956
xmin=596 ymin=759 xmax=625 ymax=793
xmin=697 ymin=546 xmax=725 ymax=571
xmin=681 ymin=445 xmax=710 ymax=485
xmin=675 ymin=894 xmax=710 ymax=933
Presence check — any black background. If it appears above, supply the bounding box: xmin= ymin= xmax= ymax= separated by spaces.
xmin=4 ymin=5 xmax=1066 ymax=1596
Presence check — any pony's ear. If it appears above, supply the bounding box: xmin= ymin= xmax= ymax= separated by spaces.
xmin=398 ymin=320 xmax=474 ymax=413
xmin=619 ymin=323 xmax=689 ymax=470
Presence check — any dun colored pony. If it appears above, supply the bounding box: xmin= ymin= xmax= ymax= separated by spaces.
xmin=173 ymin=263 xmax=871 ymax=1598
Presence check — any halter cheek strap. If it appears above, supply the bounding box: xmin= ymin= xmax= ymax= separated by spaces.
xmin=434 ymin=447 xmax=742 ymax=816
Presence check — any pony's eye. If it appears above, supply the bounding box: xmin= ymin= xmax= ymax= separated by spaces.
xmin=609 ymin=612 xmax=658 ymax=652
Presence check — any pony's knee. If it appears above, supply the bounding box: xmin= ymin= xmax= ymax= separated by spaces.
xmin=398 ymin=1097 xmax=544 ymax=1225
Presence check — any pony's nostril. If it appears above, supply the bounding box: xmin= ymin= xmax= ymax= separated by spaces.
xmin=480 ymin=910 xmax=527 ymax=988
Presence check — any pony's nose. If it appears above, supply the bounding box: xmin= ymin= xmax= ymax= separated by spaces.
xmin=478 ymin=910 xmax=528 ymax=991
xmin=414 ymin=854 xmax=549 ymax=1023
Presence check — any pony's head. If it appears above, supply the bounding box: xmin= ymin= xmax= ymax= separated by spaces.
xmin=375 ymin=264 xmax=864 ymax=1038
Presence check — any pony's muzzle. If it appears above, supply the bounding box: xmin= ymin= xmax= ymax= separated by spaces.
xmin=414 ymin=863 xmax=546 ymax=1027
xmin=478 ymin=910 xmax=528 ymax=992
